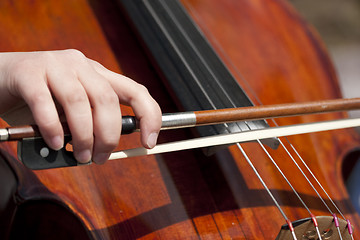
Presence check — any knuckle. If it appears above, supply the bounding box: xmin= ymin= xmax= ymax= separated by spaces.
xmin=27 ymin=91 xmax=49 ymax=105
xmin=128 ymin=83 xmax=150 ymax=103
xmin=89 ymin=58 xmax=104 ymax=69
xmin=35 ymin=51 xmax=60 ymax=65
xmin=64 ymin=49 xmax=86 ymax=59
xmin=64 ymin=49 xmax=86 ymax=66
xmin=56 ymin=49 xmax=88 ymax=66
xmin=136 ymin=83 xmax=149 ymax=94
xmin=63 ymin=89 xmax=88 ymax=105
xmin=95 ymin=91 xmax=119 ymax=106
xmin=67 ymin=50 xmax=87 ymax=64
xmin=41 ymin=49 xmax=86 ymax=64
xmin=39 ymin=50 xmax=55 ymax=60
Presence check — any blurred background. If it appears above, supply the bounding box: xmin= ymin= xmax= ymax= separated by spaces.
xmin=290 ymin=0 xmax=360 ymax=118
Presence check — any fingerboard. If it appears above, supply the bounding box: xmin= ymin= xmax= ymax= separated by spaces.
xmin=117 ymin=0 xmax=278 ymax=149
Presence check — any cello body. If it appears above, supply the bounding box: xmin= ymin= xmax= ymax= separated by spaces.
xmin=0 ymin=0 xmax=359 ymax=239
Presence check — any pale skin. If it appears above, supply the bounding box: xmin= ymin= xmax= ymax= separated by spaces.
xmin=0 ymin=49 xmax=162 ymax=164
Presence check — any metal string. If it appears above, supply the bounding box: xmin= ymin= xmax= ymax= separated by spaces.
xmin=196 ymin=9 xmax=349 ymax=235
xmin=182 ymin=1 xmax=346 ymax=222
xmin=152 ymin=1 xmax=302 ymax=237
xmin=148 ymin=0 xmax=295 ymax=235
xmin=148 ymin=0 xmax=351 ymax=238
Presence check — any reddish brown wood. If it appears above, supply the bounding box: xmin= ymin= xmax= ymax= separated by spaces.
xmin=194 ymin=97 xmax=360 ymax=125
xmin=0 ymin=0 xmax=359 ymax=239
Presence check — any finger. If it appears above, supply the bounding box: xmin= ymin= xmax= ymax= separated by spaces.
xmin=127 ymin=83 xmax=161 ymax=149
xmin=16 ymin=76 xmax=64 ymax=150
xmin=77 ymin=65 xmax=121 ymax=164
xmin=46 ymin=66 xmax=93 ymax=164
xmin=90 ymin=60 xmax=162 ymax=148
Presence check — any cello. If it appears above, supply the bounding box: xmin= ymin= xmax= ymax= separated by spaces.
xmin=0 ymin=0 xmax=359 ymax=239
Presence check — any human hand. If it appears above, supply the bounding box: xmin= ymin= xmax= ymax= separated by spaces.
xmin=0 ymin=49 xmax=162 ymax=164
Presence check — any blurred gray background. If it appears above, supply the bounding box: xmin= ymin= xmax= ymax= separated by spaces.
xmin=290 ymin=0 xmax=360 ymax=118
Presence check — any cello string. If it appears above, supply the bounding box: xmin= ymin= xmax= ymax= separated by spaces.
xmin=255 ymin=138 xmax=314 ymax=214
xmin=253 ymin=137 xmax=324 ymax=240
xmin=202 ymin=14 xmax=346 ymax=220
xmin=153 ymin=0 xmax=297 ymax=234
xmin=182 ymin=1 xmax=346 ymax=221
xmin=159 ymin=0 xmax=308 ymax=212
xmin=205 ymin=14 xmax=347 ymax=234
xmin=268 ymin=119 xmax=352 ymax=237
xmin=236 ymin=142 xmax=289 ymax=220
xmin=173 ymin=0 xmax=319 ymax=215
xmin=158 ymin=0 xmax=322 ymax=234
xmin=155 ymin=1 xmax=346 ymax=238
xmin=147 ymin=1 xmax=351 ymax=237
xmin=271 ymin=117 xmax=352 ymax=236
xmin=277 ymin=137 xmax=333 ymax=214
xmin=180 ymin=6 xmax=349 ymax=238
xmin=285 ymin=137 xmax=346 ymax=219
xmin=153 ymin=5 xmax=313 ymax=240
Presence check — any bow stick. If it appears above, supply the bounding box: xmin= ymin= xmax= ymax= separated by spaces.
xmin=1 ymin=97 xmax=360 ymax=141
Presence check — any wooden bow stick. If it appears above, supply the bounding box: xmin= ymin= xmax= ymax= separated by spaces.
xmin=1 ymin=97 xmax=360 ymax=142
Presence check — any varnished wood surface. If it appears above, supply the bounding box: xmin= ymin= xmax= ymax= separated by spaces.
xmin=0 ymin=0 xmax=359 ymax=239
xmin=194 ymin=98 xmax=360 ymax=125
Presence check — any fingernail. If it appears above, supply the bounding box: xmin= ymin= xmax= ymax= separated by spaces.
xmin=93 ymin=153 xmax=110 ymax=165
xmin=74 ymin=149 xmax=92 ymax=163
xmin=146 ymin=132 xmax=158 ymax=149
xmin=51 ymin=136 xmax=63 ymax=150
